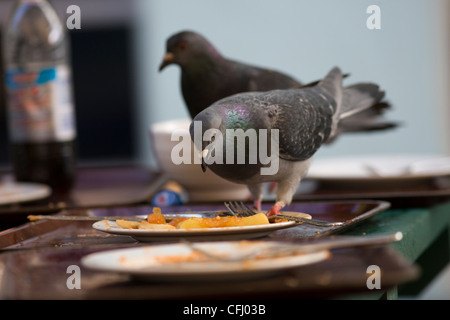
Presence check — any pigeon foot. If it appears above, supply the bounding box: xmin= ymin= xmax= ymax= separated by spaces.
xmin=266 ymin=201 xmax=285 ymax=217
xmin=253 ymin=198 xmax=262 ymax=212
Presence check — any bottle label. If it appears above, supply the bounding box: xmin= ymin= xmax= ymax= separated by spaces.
xmin=5 ymin=65 xmax=76 ymax=142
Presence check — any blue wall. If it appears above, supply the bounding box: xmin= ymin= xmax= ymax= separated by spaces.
xmin=135 ymin=0 xmax=450 ymax=166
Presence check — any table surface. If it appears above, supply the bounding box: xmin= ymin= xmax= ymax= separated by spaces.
xmin=0 ymin=166 xmax=449 ymax=300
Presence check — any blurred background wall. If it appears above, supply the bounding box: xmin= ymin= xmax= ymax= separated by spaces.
xmin=0 ymin=0 xmax=449 ymax=170
xmin=136 ymin=0 xmax=450 ymax=169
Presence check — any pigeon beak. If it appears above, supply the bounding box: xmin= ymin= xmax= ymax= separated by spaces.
xmin=201 ymin=149 xmax=209 ymax=172
xmin=159 ymin=52 xmax=175 ymax=71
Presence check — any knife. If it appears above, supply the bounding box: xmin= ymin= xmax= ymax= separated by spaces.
xmin=27 ymin=215 xmax=145 ymax=222
xmin=27 ymin=211 xmax=216 ymax=222
xmin=183 ymin=232 xmax=404 ymax=262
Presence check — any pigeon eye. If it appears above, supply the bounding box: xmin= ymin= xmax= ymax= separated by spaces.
xmin=178 ymin=41 xmax=187 ymax=50
xmin=211 ymin=130 xmax=219 ymax=142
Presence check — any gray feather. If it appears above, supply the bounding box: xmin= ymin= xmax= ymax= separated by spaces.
xmin=340 ymin=83 xmax=385 ymax=119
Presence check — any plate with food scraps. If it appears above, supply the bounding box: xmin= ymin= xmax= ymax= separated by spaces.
xmin=91 ymin=210 xmax=309 ymax=242
xmin=81 ymin=240 xmax=330 ymax=281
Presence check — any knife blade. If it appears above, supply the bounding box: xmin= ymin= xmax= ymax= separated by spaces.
xmin=27 ymin=211 xmax=217 ymax=222
xmin=27 ymin=215 xmax=145 ymax=222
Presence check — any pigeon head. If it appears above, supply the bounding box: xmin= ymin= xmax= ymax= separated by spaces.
xmin=190 ymin=107 xmax=224 ymax=142
xmin=190 ymin=102 xmax=267 ymax=179
xmin=190 ymin=107 xmax=225 ymax=172
xmin=159 ymin=30 xmax=223 ymax=72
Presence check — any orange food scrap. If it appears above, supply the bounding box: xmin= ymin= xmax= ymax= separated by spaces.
xmin=153 ymin=207 xmax=161 ymax=214
xmin=138 ymin=221 xmax=175 ymax=230
xmin=177 ymin=213 xmax=269 ymax=229
xmin=168 ymin=217 xmax=189 ymax=227
xmin=116 ymin=219 xmax=140 ymax=229
xmin=147 ymin=207 xmax=166 ymax=224
xmin=116 ymin=209 xmax=271 ymax=230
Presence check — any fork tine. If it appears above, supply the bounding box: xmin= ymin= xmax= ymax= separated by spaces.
xmin=240 ymin=201 xmax=259 ymax=216
xmin=235 ymin=201 xmax=252 ymax=217
xmin=223 ymin=202 xmax=238 ymax=216
xmin=232 ymin=201 xmax=255 ymax=217
xmin=224 ymin=201 xmax=259 ymax=217
xmin=228 ymin=201 xmax=246 ymax=217
xmin=236 ymin=202 xmax=249 ymax=216
xmin=224 ymin=201 xmax=246 ymax=217
xmin=229 ymin=201 xmax=242 ymax=216
xmin=232 ymin=201 xmax=245 ymax=216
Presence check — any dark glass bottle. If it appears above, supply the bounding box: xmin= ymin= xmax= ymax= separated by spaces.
xmin=3 ymin=0 xmax=77 ymax=194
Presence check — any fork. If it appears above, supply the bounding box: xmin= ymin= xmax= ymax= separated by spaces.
xmin=182 ymin=232 xmax=403 ymax=262
xmin=180 ymin=239 xmax=266 ymax=262
xmin=223 ymin=201 xmax=344 ymax=227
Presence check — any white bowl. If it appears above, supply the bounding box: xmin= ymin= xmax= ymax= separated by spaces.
xmin=149 ymin=119 xmax=250 ymax=201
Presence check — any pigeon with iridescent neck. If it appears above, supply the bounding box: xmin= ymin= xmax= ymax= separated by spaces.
xmin=190 ymin=67 xmax=393 ymax=216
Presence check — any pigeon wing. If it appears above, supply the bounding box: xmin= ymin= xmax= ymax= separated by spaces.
xmin=267 ymin=87 xmax=336 ymax=161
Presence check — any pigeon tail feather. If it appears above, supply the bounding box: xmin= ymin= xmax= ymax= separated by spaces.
xmin=318 ymin=67 xmax=344 ymax=139
xmin=328 ymin=83 xmax=398 ymax=141
xmin=318 ymin=67 xmax=344 ymax=106
xmin=339 ymin=83 xmax=386 ymax=120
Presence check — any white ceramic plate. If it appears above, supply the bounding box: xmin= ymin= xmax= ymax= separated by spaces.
xmin=307 ymin=154 xmax=450 ymax=182
xmin=81 ymin=240 xmax=330 ymax=281
xmin=0 ymin=181 xmax=51 ymax=205
xmin=91 ymin=211 xmax=309 ymax=242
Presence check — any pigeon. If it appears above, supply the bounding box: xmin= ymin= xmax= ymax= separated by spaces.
xmin=190 ymin=67 xmax=392 ymax=216
xmin=159 ymin=30 xmax=301 ymax=118
xmin=159 ymin=30 xmax=396 ymax=135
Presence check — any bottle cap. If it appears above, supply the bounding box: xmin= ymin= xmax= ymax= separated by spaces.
xmin=151 ymin=181 xmax=189 ymax=207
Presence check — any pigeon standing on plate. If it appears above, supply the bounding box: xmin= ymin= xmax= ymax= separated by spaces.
xmin=159 ymin=30 xmax=396 ymax=134
xmin=159 ymin=30 xmax=301 ymax=118
xmin=190 ymin=67 xmax=392 ymax=216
